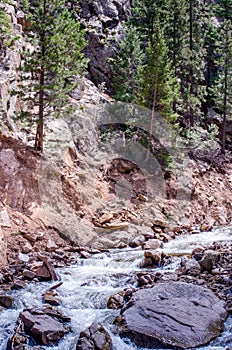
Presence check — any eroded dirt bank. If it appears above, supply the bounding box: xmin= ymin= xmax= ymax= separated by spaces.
xmin=0 ymin=129 xmax=231 ymax=262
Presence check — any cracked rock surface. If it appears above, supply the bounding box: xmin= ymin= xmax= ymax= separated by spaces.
xmin=118 ymin=281 xmax=227 ymax=349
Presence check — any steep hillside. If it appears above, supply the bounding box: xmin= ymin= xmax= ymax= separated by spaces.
xmin=0 ymin=109 xmax=232 ymax=265
xmin=0 ymin=0 xmax=231 ymax=267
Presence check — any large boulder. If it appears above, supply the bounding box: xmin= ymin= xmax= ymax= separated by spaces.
xmin=17 ymin=307 xmax=70 ymax=346
xmin=118 ymin=282 xmax=227 ymax=349
xmin=76 ymin=322 xmax=112 ymax=350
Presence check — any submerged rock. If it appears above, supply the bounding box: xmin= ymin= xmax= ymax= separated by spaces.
xmin=128 ymin=235 xmax=145 ymax=248
xmin=136 ymin=272 xmax=155 ymax=287
xmin=0 ymin=294 xmax=14 ymax=308
xmin=76 ymin=322 xmax=112 ymax=350
xmin=42 ymin=290 xmax=60 ymax=306
xmin=118 ymin=282 xmax=227 ymax=349
xmin=11 ymin=279 xmax=25 ymax=290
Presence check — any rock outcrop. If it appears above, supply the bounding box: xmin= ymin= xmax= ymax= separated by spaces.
xmin=0 ymin=1 xmax=23 ymax=133
xmin=118 ymin=282 xmax=227 ymax=349
xmin=0 ymin=133 xmax=40 ymax=211
xmin=75 ymin=0 xmax=131 ymax=91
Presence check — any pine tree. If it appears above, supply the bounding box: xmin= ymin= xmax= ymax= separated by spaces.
xmin=214 ymin=0 xmax=232 ymax=21
xmin=18 ymin=0 xmax=88 ymax=151
xmin=112 ymin=26 xmax=144 ymax=103
xmin=130 ymin=0 xmax=157 ymax=40
xmin=138 ymin=23 xmax=179 ymax=156
xmin=138 ymin=23 xmax=179 ymax=121
xmin=163 ymin=0 xmax=188 ymax=76
xmin=203 ymin=7 xmax=218 ymax=118
xmin=130 ymin=0 xmax=208 ymax=128
xmin=174 ymin=0 xmax=208 ymax=127
xmin=130 ymin=0 xmax=171 ymax=41
xmin=211 ymin=19 xmax=232 ymax=154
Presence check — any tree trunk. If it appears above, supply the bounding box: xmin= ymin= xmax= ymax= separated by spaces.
xmin=173 ymin=3 xmax=177 ymax=75
xmin=146 ymin=84 xmax=157 ymax=161
xmin=172 ymin=3 xmax=178 ymax=113
xmin=34 ymin=67 xmax=45 ymax=152
xmin=221 ymin=25 xmax=229 ymax=155
xmin=189 ymin=0 xmax=194 ymax=127
xmin=221 ymin=90 xmax=227 ymax=155
xmin=34 ymin=0 xmax=46 ymax=152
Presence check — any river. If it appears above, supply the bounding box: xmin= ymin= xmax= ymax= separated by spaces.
xmin=0 ymin=225 xmax=232 ymax=350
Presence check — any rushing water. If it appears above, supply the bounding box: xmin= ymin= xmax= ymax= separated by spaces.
xmin=0 ymin=226 xmax=232 ymax=350
xmin=162 ymin=225 xmax=232 ymax=255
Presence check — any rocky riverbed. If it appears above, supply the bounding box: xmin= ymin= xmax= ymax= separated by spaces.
xmin=0 ymin=225 xmax=231 ymax=350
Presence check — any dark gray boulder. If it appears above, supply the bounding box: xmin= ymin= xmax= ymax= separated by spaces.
xmin=76 ymin=322 xmax=112 ymax=350
xmin=118 ymin=282 xmax=227 ymax=349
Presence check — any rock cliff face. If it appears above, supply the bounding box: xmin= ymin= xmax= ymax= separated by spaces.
xmin=0 ymin=133 xmax=40 ymax=211
xmin=75 ymin=0 xmax=131 ymax=91
xmin=0 ymin=1 xmax=22 ymax=133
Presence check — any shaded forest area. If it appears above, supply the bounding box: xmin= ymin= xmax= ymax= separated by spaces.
xmin=112 ymin=0 xmax=232 ymax=155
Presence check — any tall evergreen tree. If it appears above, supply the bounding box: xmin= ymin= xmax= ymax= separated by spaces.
xmin=130 ymin=0 xmax=208 ymax=128
xmin=214 ymin=0 xmax=232 ymax=21
xmin=164 ymin=0 xmax=188 ymax=76
xmin=112 ymin=26 xmax=144 ymax=103
xmin=130 ymin=0 xmax=157 ymax=40
xmin=138 ymin=23 xmax=179 ymax=121
xmin=18 ymin=0 xmax=88 ymax=151
xmin=130 ymin=0 xmax=172 ymax=42
xmin=203 ymin=7 xmax=219 ymax=117
xmin=138 ymin=23 xmax=179 ymax=156
xmin=211 ymin=18 xmax=232 ymax=154
xmin=173 ymin=0 xmax=208 ymax=127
